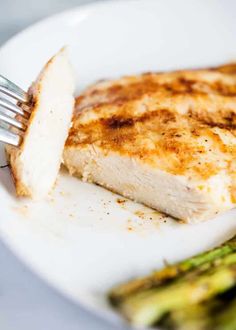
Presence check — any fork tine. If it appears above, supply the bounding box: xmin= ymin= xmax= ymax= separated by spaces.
xmin=0 ymin=97 xmax=28 ymax=117
xmin=0 ymin=126 xmax=21 ymax=146
xmin=0 ymin=110 xmax=26 ymax=131
xmin=0 ymin=75 xmax=28 ymax=103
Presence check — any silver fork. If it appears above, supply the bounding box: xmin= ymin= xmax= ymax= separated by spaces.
xmin=0 ymin=75 xmax=30 ymax=147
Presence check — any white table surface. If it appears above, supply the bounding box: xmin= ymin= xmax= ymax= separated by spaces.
xmin=0 ymin=1 xmax=127 ymax=329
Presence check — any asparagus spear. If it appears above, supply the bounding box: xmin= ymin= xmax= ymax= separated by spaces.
xmin=162 ymin=304 xmax=213 ymax=330
xmin=164 ymin=288 xmax=236 ymax=330
xmin=215 ymin=299 xmax=236 ymax=330
xmin=109 ymin=235 xmax=236 ymax=304
xmin=162 ymin=299 xmax=222 ymax=330
xmin=120 ymin=253 xmax=236 ymax=327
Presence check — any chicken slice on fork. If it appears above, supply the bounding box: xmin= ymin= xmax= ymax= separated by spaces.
xmin=6 ymin=48 xmax=75 ymax=198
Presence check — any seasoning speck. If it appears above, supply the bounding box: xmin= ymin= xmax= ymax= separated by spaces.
xmin=117 ymin=198 xmax=126 ymax=204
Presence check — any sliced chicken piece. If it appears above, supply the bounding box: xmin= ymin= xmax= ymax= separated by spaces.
xmin=63 ymin=64 xmax=236 ymax=222
xmin=6 ymin=48 xmax=75 ymax=198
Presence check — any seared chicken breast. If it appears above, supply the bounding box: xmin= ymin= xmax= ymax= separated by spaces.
xmin=64 ymin=63 xmax=236 ymax=222
xmin=7 ymin=48 xmax=75 ymax=198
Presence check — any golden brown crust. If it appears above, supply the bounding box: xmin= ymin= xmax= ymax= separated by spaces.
xmin=67 ymin=110 xmax=236 ymax=179
xmin=67 ymin=64 xmax=236 ymax=181
xmin=74 ymin=63 xmax=236 ymax=113
xmin=210 ymin=62 xmax=236 ymax=75
xmin=5 ymin=146 xmax=32 ymax=197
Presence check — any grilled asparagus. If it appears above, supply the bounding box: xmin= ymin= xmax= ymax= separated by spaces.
xmin=109 ymin=236 xmax=236 ymax=327
xmin=120 ymin=257 xmax=236 ymax=326
xmin=109 ymin=235 xmax=236 ymax=305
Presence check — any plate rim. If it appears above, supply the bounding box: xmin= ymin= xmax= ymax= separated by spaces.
xmin=0 ymin=0 xmax=145 ymax=54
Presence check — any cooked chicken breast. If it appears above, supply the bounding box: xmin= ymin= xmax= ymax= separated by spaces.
xmin=7 ymin=48 xmax=75 ymax=198
xmin=64 ymin=63 xmax=236 ymax=222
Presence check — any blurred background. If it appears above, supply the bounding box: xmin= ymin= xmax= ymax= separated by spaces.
xmin=0 ymin=0 xmax=104 ymax=44
xmin=0 ymin=1 xmax=125 ymax=330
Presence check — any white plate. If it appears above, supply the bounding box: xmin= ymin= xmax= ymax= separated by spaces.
xmin=0 ymin=0 xmax=236 ymax=327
